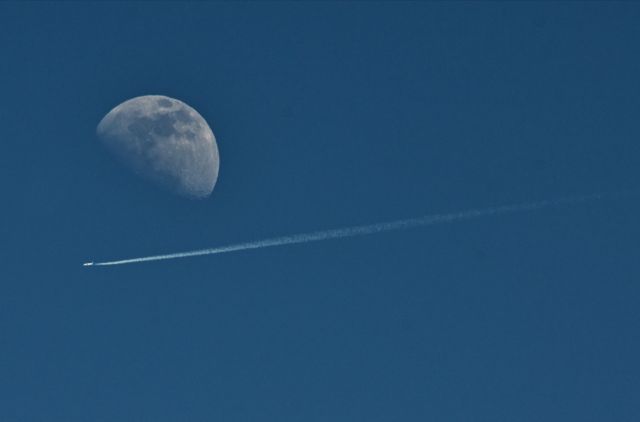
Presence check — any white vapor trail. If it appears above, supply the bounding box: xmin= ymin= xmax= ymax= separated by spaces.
xmin=85 ymin=190 xmax=635 ymax=267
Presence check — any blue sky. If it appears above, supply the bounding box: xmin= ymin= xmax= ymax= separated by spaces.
xmin=2 ymin=2 xmax=640 ymax=420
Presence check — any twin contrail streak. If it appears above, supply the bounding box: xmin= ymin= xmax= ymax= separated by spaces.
xmin=84 ymin=190 xmax=636 ymax=267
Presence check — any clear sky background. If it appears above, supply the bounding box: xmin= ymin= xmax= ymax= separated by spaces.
xmin=2 ymin=2 xmax=640 ymax=421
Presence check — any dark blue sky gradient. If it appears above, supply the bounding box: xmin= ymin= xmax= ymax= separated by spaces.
xmin=2 ymin=2 xmax=640 ymax=420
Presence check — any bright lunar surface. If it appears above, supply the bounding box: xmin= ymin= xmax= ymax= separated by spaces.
xmin=97 ymin=95 xmax=219 ymax=198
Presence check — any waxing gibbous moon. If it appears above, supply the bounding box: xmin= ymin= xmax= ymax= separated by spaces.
xmin=97 ymin=95 xmax=219 ymax=199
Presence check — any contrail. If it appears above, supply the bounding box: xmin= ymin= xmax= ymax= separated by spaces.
xmin=84 ymin=190 xmax=636 ymax=267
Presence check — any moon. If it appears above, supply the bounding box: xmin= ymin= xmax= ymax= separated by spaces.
xmin=97 ymin=95 xmax=219 ymax=199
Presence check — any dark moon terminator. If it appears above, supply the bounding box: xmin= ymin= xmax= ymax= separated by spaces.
xmin=97 ymin=95 xmax=219 ymax=198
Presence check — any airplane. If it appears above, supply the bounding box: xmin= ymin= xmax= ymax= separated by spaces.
xmin=83 ymin=262 xmax=94 ymax=267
